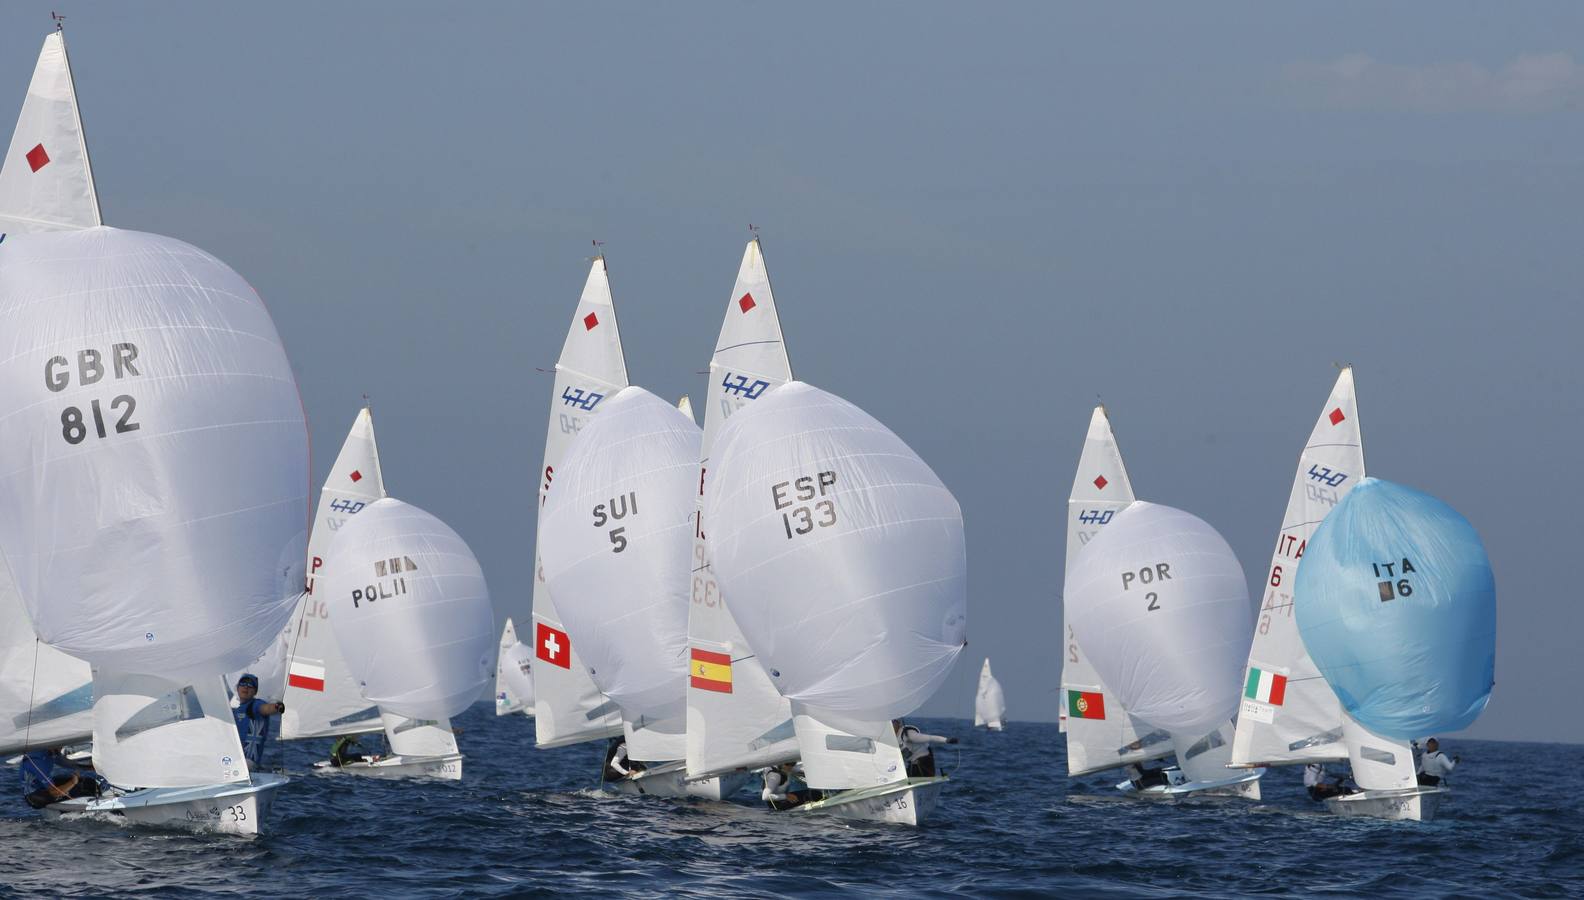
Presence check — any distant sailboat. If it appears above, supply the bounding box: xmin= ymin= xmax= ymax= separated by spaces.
xmin=1060 ymin=407 xmax=1262 ymax=799
xmin=974 ymin=660 xmax=1006 ymax=731
xmin=539 ymin=387 xmax=749 ymax=799
xmin=494 ymin=618 xmax=535 ymax=717
xmin=706 ymin=382 xmax=967 ymax=825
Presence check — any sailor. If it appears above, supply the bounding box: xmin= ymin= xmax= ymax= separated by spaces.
xmin=893 ymin=720 xmax=957 ymax=777
xmin=761 ymin=762 xmax=822 ymax=811
xmin=330 ymin=735 xmax=369 ymax=767
xmin=1123 ymin=761 xmax=1170 ymax=791
xmin=232 ymin=673 xmax=285 ymax=769
xmin=18 ymin=749 xmax=97 ymax=810
xmin=1416 ymin=738 xmax=1459 ymax=786
xmin=1303 ymin=763 xmax=1355 ymax=800
xmin=602 ymin=737 xmax=645 ymax=781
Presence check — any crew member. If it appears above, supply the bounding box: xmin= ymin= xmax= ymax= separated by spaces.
xmin=232 ymin=674 xmax=285 ymax=768
xmin=18 ymin=750 xmax=97 ymax=810
xmin=330 ymin=735 xmax=369 ymax=767
xmin=603 ymin=737 xmax=644 ymax=781
xmin=894 ymin=720 xmax=957 ymax=777
xmin=1304 ymin=763 xmax=1354 ymax=801
xmin=1124 ymin=761 xmax=1170 ymax=791
xmin=1417 ymin=738 xmax=1459 ymax=786
xmin=762 ymin=763 xmax=822 ymax=811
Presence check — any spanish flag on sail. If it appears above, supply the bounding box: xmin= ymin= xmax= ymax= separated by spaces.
xmin=690 ymin=648 xmax=733 ymax=693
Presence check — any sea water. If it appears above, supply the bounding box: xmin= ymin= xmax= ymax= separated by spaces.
xmin=1 ymin=708 xmax=1579 ymax=897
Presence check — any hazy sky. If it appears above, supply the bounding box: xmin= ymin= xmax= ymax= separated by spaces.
xmin=4 ymin=3 xmax=1579 ymax=743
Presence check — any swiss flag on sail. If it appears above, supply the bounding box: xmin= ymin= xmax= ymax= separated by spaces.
xmin=536 ymin=622 xmax=571 ymax=669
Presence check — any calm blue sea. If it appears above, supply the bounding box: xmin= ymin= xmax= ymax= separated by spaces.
xmin=1 ymin=709 xmax=1579 ymax=898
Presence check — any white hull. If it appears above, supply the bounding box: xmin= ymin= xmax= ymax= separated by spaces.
xmin=312 ymin=752 xmax=463 ymax=781
xmin=1324 ymin=786 xmax=1447 ymax=821
xmin=1116 ymin=766 xmax=1264 ymax=800
xmin=40 ymin=773 xmax=286 ymax=837
xmin=790 ymin=776 xmax=947 ymax=826
xmin=608 ymin=760 xmax=752 ymax=800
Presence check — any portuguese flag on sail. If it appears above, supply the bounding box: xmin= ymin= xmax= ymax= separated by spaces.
xmin=1244 ymin=665 xmax=1288 ymax=706
xmin=1066 ymin=689 xmax=1105 ymax=721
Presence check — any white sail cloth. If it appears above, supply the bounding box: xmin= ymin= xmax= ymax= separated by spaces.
xmin=539 ymin=387 xmax=698 ymax=719
xmin=322 ymin=498 xmax=494 ymax=722
xmin=0 ymin=559 xmax=92 ymax=754
xmin=975 ymin=658 xmax=1006 ymax=728
xmin=0 ymin=227 xmax=308 ymax=676
xmin=495 ymin=618 xmax=535 ymax=715
xmin=0 ymin=32 xmax=100 ymax=233
xmin=1065 ymin=501 xmax=1252 ymax=735
xmin=705 ymin=381 xmax=967 ymax=722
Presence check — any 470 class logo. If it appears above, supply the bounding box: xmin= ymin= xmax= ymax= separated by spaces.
xmin=721 ymin=372 xmax=770 ymax=400
xmin=562 ymin=386 xmax=605 ymax=411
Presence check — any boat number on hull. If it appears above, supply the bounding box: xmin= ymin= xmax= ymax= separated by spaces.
xmin=773 ymin=471 xmax=837 ymax=539
xmin=45 ymin=343 xmax=142 ymax=445
xmin=592 ymin=491 xmax=638 ymax=553
xmin=1122 ymin=564 xmax=1171 ymax=612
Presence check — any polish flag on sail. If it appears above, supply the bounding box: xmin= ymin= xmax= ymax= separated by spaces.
xmin=287 ymin=660 xmax=326 ymax=692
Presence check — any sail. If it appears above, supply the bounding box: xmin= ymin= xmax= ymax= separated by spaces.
xmin=1295 ymin=478 xmax=1496 ymax=741
xmin=791 ymin=702 xmax=908 ymax=791
xmin=677 ymin=395 xmax=695 ymax=423
xmin=91 ymin=670 xmax=249 ymax=789
xmin=0 ymin=32 xmax=100 ymax=234
xmin=382 ymin=711 xmax=460 ymax=759
xmin=282 ymin=407 xmax=387 ymax=739
xmin=539 ymin=387 xmax=696 ymax=724
xmin=624 ymin=713 xmax=687 ymax=763
xmin=705 ymin=381 xmax=967 ymax=721
xmin=1060 ymin=407 xmax=1172 ymax=775
xmin=686 ymin=239 xmax=802 ymax=777
xmin=494 ymin=618 xmax=535 ymax=716
xmin=0 ymin=559 xmax=92 ymax=754
xmin=0 ymin=227 xmax=308 ymax=677
xmin=532 ymin=258 xmax=627 ymax=749
xmin=975 ymin=659 xmax=1006 ymax=729
xmin=1065 ymin=501 xmax=1252 ymax=735
xmin=1231 ymin=369 xmax=1362 ymax=766
xmin=323 ymin=498 xmax=495 ymax=722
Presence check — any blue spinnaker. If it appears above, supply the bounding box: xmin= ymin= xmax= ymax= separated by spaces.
xmin=1295 ymin=478 xmax=1495 ymax=740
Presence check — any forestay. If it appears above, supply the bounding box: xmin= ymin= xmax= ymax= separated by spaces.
xmin=1296 ymin=478 xmax=1496 ymax=741
xmin=539 ymin=387 xmax=697 ymax=722
xmin=705 ymin=381 xmax=967 ymax=722
xmin=495 ymin=618 xmax=535 ymax=716
xmin=0 ymin=559 xmax=91 ymax=754
xmin=975 ymin=659 xmax=1006 ymax=729
xmin=0 ymin=227 xmax=308 ymax=677
xmin=532 ymin=258 xmax=626 ymax=749
xmin=1060 ymin=407 xmax=1172 ymax=775
xmin=323 ymin=498 xmax=495 ymax=723
xmin=1231 ymin=369 xmax=1361 ymax=767
xmin=1066 ymin=502 xmax=1252 ymax=735
xmin=282 ymin=407 xmax=386 ymax=739
xmin=686 ymin=239 xmax=802 ymax=778
xmin=0 ymin=32 xmax=100 ymax=234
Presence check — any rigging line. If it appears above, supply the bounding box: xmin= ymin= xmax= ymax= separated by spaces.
xmin=24 ymin=637 xmax=42 ymax=750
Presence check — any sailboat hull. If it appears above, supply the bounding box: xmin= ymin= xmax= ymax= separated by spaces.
xmin=311 ymin=752 xmax=463 ymax=781
xmin=40 ymin=773 xmax=286 ymax=836
xmin=1324 ymin=786 xmax=1447 ymax=821
xmin=790 ymin=776 xmax=947 ymax=826
xmin=1115 ymin=766 xmax=1265 ymax=800
xmin=608 ymin=760 xmax=752 ymax=800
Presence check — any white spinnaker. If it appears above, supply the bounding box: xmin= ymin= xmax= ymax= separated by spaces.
xmin=323 ymin=498 xmax=494 ymax=723
xmin=532 ymin=257 xmax=628 ymax=749
xmin=495 ymin=618 xmax=534 ymax=716
xmin=91 ymin=670 xmax=249 ymax=789
xmin=705 ymin=381 xmax=967 ymax=721
xmin=1060 ymin=407 xmax=1173 ymax=775
xmin=1066 ymin=502 xmax=1252 ymax=735
xmin=686 ymin=240 xmax=802 ymax=777
xmin=0 ymin=559 xmax=91 ymax=754
xmin=0 ymin=32 xmax=100 ymax=234
xmin=975 ymin=659 xmax=1006 ymax=729
xmin=539 ymin=388 xmax=696 ymax=743
xmin=281 ymin=407 xmax=386 ymax=739
xmin=0 ymin=227 xmax=308 ymax=677
xmin=1231 ymin=369 xmax=1360 ymax=767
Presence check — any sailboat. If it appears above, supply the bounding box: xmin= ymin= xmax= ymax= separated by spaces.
xmin=1227 ymin=369 xmax=1451 ymax=819
xmin=531 ymin=257 xmax=625 ymax=751
xmin=317 ymin=497 xmax=495 ymax=782
xmin=706 ymin=381 xmax=967 ymax=825
xmin=494 ymin=618 xmax=535 ymax=717
xmin=0 ymin=29 xmax=308 ymax=836
xmin=1060 ymin=407 xmax=1262 ymax=798
xmin=974 ymin=659 xmax=1006 ymax=731
xmin=684 ymin=239 xmax=803 ymax=790
xmin=539 ymin=387 xmax=749 ymax=799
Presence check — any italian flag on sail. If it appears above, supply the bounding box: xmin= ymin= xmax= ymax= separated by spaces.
xmin=1244 ymin=665 xmax=1288 ymax=706
xmin=1066 ymin=689 xmax=1105 ymax=720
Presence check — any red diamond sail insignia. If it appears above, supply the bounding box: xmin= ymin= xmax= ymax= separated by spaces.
xmin=350 ymin=470 xmax=363 ymax=483
xmin=584 ymin=312 xmax=599 ymax=331
xmin=26 ymin=143 xmax=49 ymax=172
xmin=1329 ymin=408 xmax=1346 ymax=426
xmin=1093 ymin=475 xmax=1108 ymax=490
xmin=738 ymin=293 xmax=756 ymax=313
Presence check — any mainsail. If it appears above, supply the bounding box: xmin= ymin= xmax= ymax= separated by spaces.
xmin=705 ymin=381 xmax=967 ymax=793
xmin=281 ymin=407 xmax=387 ymax=739
xmin=539 ymin=387 xmax=698 ymax=762
xmin=974 ymin=659 xmax=1006 ymax=730
xmin=1059 ymin=407 xmax=1173 ymax=775
xmin=532 ymin=257 xmax=627 ymax=748
xmin=0 ymin=32 xmax=100 ymax=234
xmin=685 ymin=239 xmax=802 ymax=779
